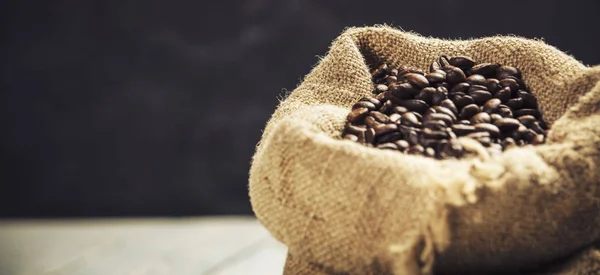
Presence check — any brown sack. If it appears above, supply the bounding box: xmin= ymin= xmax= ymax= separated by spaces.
xmin=249 ymin=26 xmax=600 ymax=274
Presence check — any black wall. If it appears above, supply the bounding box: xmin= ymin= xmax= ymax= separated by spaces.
xmin=1 ymin=0 xmax=599 ymax=217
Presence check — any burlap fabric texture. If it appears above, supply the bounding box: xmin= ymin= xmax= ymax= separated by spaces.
xmin=249 ymin=26 xmax=600 ymax=274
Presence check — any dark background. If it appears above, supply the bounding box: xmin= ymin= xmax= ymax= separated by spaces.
xmin=1 ymin=0 xmax=599 ymax=217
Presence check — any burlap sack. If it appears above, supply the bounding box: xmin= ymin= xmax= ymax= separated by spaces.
xmin=249 ymin=26 xmax=600 ymax=274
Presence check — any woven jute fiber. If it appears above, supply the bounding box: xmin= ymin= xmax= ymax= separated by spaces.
xmin=249 ymin=26 xmax=600 ymax=274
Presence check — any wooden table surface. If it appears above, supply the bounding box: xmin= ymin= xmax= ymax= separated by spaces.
xmin=0 ymin=217 xmax=287 ymax=275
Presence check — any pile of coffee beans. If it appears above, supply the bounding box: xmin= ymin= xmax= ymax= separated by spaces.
xmin=342 ymin=56 xmax=550 ymax=159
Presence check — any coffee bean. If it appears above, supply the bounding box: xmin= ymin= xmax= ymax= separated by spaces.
xmin=499 ymin=78 xmax=519 ymax=92
xmin=442 ymin=139 xmax=464 ymax=158
xmin=469 ymin=63 xmax=500 ymax=77
xmin=424 ymin=147 xmax=436 ymax=157
xmin=444 ymin=65 xmax=467 ymax=84
xmin=345 ymin=124 xmax=367 ymax=135
xmin=365 ymin=127 xmax=376 ymax=143
xmin=495 ymin=87 xmax=511 ymax=103
xmin=415 ymin=87 xmax=436 ymax=103
xmin=521 ymin=129 xmax=538 ymax=142
xmin=347 ymin=107 xmax=369 ymax=123
xmin=474 ymin=123 xmax=501 ymax=137
xmin=530 ymin=122 xmax=544 ymax=134
xmin=501 ymin=137 xmax=516 ymax=149
xmin=373 ymin=63 xmax=389 ymax=78
xmin=504 ymin=97 xmax=523 ymax=110
xmin=395 ymin=140 xmax=410 ymax=151
xmin=468 ymin=84 xmax=489 ymax=92
xmin=471 ymin=112 xmax=491 ymax=124
xmin=426 ymin=113 xmax=455 ymax=126
xmin=467 ymin=131 xmax=491 ymax=139
xmin=490 ymin=114 xmax=503 ymax=122
xmin=393 ymin=106 xmax=409 ymax=114
xmin=517 ymin=115 xmax=537 ymax=127
xmin=450 ymin=82 xmax=470 ymax=94
xmin=376 ymin=131 xmax=403 ymax=144
xmin=360 ymin=97 xmax=382 ymax=108
xmin=496 ymin=65 xmax=522 ymax=79
xmin=377 ymin=143 xmax=398 ymax=150
xmin=374 ymin=124 xmax=398 ymax=135
xmin=514 ymin=108 xmax=541 ymax=119
xmin=425 ymin=72 xmax=446 ymax=84
xmin=407 ymin=144 xmax=425 ymax=155
xmin=497 ymin=105 xmax=513 ymax=118
xmin=370 ymin=111 xmax=389 ymax=123
xmin=483 ymin=98 xmax=502 ymax=113
xmin=467 ymin=74 xmax=487 ymax=86
xmin=388 ymin=113 xmax=402 ymax=124
xmin=364 ymin=116 xmax=379 ymax=128
xmin=470 ymin=90 xmax=493 ymax=105
xmin=494 ymin=118 xmax=520 ymax=132
xmin=375 ymin=92 xmax=386 ymax=101
xmin=452 ymin=124 xmax=477 ymax=136
xmin=406 ymin=129 xmax=420 ymax=145
xmin=401 ymin=112 xmax=422 ymax=127
xmin=374 ymin=84 xmax=388 ymax=94
xmin=532 ymin=134 xmax=545 ymax=145
xmin=518 ymin=91 xmax=539 ymax=109
xmin=424 ymin=120 xmax=448 ymax=130
xmin=386 ymin=75 xmax=398 ymax=84
xmin=458 ymin=120 xmax=471 ymax=125
xmin=423 ymin=128 xmax=449 ymax=139
xmin=439 ymin=55 xmax=450 ymax=68
xmin=390 ymin=83 xmax=419 ymax=99
xmin=432 ymin=106 xmax=457 ymax=121
xmin=431 ymin=89 xmax=448 ymax=106
xmin=343 ymin=134 xmax=358 ymax=142
xmin=352 ymin=101 xmax=376 ymax=110
xmin=459 ymin=104 xmax=480 ymax=120
xmin=379 ymin=100 xmax=394 ymax=114
xmin=390 ymin=69 xmax=399 ymax=76
xmin=430 ymin=61 xmax=442 ymax=72
xmin=440 ymin=99 xmax=459 ymax=115
xmin=399 ymin=99 xmax=429 ymax=114
xmin=449 ymin=56 xmax=476 ymax=69
xmin=486 ymin=78 xmax=501 ymax=93
xmin=404 ymin=73 xmax=430 ymax=88
xmin=455 ymin=95 xmax=476 ymax=109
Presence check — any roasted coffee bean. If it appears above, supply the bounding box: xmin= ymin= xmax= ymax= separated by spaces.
xmin=364 ymin=116 xmax=379 ymax=128
xmin=499 ymin=78 xmax=519 ymax=92
xmin=395 ymin=140 xmax=410 ymax=151
xmin=494 ymin=118 xmax=520 ymax=132
xmin=423 ymin=128 xmax=449 ymax=139
xmin=497 ymin=105 xmax=513 ymax=118
xmin=518 ymin=91 xmax=538 ymax=109
xmin=401 ymin=112 xmax=422 ymax=127
xmin=474 ymin=123 xmax=500 ymax=137
xmin=424 ymin=120 xmax=448 ymax=130
xmin=406 ymin=129 xmax=420 ymax=145
xmin=458 ymin=120 xmax=471 ymax=125
xmin=388 ymin=113 xmax=402 ymax=124
xmin=425 ymin=72 xmax=446 ymax=84
xmin=431 ymin=89 xmax=448 ymax=106
xmin=399 ymin=99 xmax=429 ymax=114
xmin=432 ymin=106 xmax=457 ymax=121
xmin=391 ymin=83 xmax=419 ymax=99
xmin=439 ymin=55 xmax=450 ymax=68
xmin=386 ymin=75 xmax=398 ymax=84
xmin=471 ymin=112 xmax=491 ymax=124
xmin=377 ymin=143 xmax=398 ymax=150
xmin=440 ymin=99 xmax=458 ymax=115
xmin=373 ymin=63 xmax=389 ymax=78
xmin=426 ymin=113 xmax=455 ymax=126
xmin=470 ymin=90 xmax=493 ymax=105
xmin=501 ymin=137 xmax=516 ymax=149
xmin=415 ymin=87 xmax=436 ymax=103
xmin=483 ymin=98 xmax=502 ymax=113
xmin=379 ymin=100 xmax=394 ymax=114
xmin=467 ymin=74 xmax=487 ymax=86
xmin=452 ymin=124 xmax=477 ymax=136
xmin=450 ymin=82 xmax=470 ymax=94
xmin=449 ymin=56 xmax=476 ymax=69
xmin=495 ymin=87 xmax=511 ymax=103
xmin=455 ymin=95 xmax=476 ymax=109
xmin=521 ymin=129 xmax=538 ymax=142
xmin=517 ymin=115 xmax=537 ymax=127
xmin=352 ymin=101 xmax=376 ymax=110
xmin=360 ymin=97 xmax=382 ymax=108
xmin=506 ymin=97 xmax=524 ymax=110
xmin=530 ymin=122 xmax=544 ymax=134
xmin=376 ymin=131 xmax=403 ymax=144
xmin=343 ymin=134 xmax=359 ymax=142
xmin=393 ymin=106 xmax=409 ymax=114
xmin=486 ymin=78 xmax=501 ymax=93
xmin=375 ymin=92 xmax=386 ymax=101
xmin=347 ymin=107 xmax=369 ymax=123
xmin=345 ymin=124 xmax=367 ymax=135
xmin=469 ymin=84 xmax=489 ymax=92
xmin=514 ymin=108 xmax=541 ymax=119
xmin=469 ymin=63 xmax=500 ymax=77
xmin=424 ymin=147 xmax=436 ymax=157
xmin=430 ymin=61 xmax=442 ymax=72
xmin=444 ymin=65 xmax=467 ymax=84
xmin=442 ymin=139 xmax=464 ymax=158
xmin=374 ymin=84 xmax=388 ymax=94
xmin=404 ymin=73 xmax=430 ymax=88
xmin=490 ymin=114 xmax=503 ymax=122
xmin=496 ymin=65 xmax=522 ymax=79
xmin=532 ymin=134 xmax=545 ymax=145
xmin=459 ymin=104 xmax=480 ymax=120
xmin=390 ymin=69 xmax=399 ymax=76
xmin=407 ymin=144 xmax=425 ymax=155
xmin=370 ymin=111 xmax=389 ymax=123
xmin=374 ymin=124 xmax=398 ymax=135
